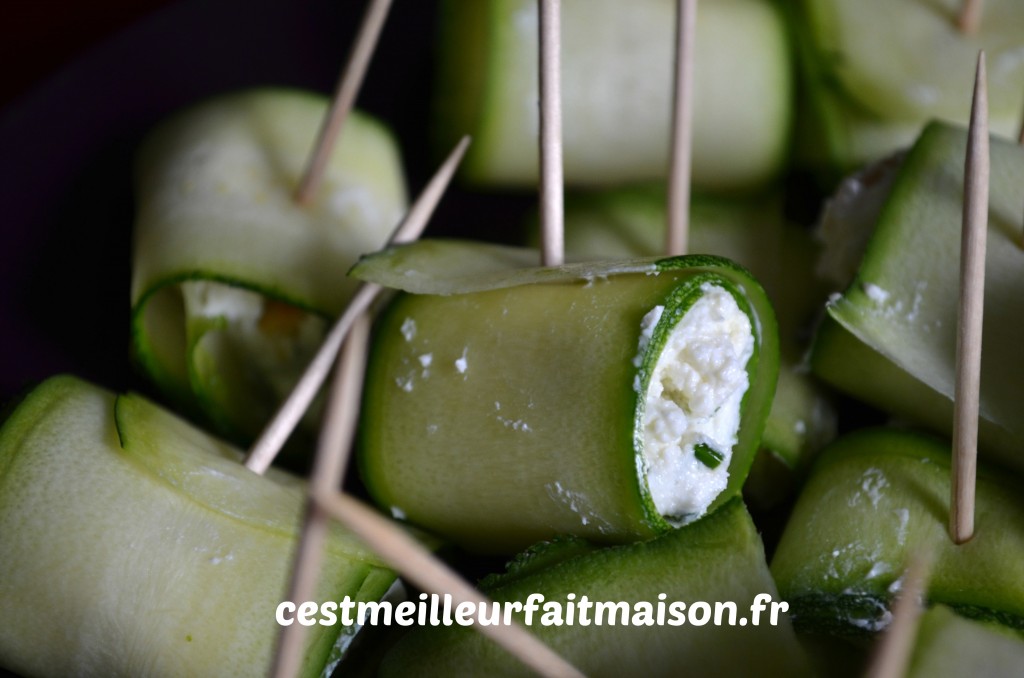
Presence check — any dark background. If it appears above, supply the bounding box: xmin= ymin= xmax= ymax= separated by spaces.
xmin=2 ymin=1 xmax=174 ymax=108
xmin=0 ymin=0 xmax=527 ymax=403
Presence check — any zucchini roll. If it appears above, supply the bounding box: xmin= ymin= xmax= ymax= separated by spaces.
xmin=811 ymin=122 xmax=1024 ymax=471
xmin=0 ymin=376 xmax=396 ymax=677
xmin=772 ymin=428 xmax=1024 ymax=638
xmin=434 ymin=0 xmax=792 ymax=190
xmin=793 ymin=0 xmax=1024 ymax=177
xmin=380 ymin=499 xmax=810 ymax=677
xmin=550 ymin=188 xmax=836 ymax=504
xmin=131 ymin=89 xmax=407 ymax=441
xmin=354 ymin=240 xmax=778 ymax=552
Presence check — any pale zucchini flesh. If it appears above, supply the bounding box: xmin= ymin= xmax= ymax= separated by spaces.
xmin=435 ymin=0 xmax=792 ymax=190
xmin=549 ymin=188 xmax=836 ymax=475
xmin=354 ymin=241 xmax=778 ymax=553
xmin=380 ymin=499 xmax=811 ymax=677
xmin=130 ymin=88 xmax=407 ymax=441
xmin=794 ymin=0 xmax=1024 ymax=173
xmin=132 ymin=89 xmax=407 ymax=314
xmin=771 ymin=428 xmax=1024 ymax=639
xmin=811 ymin=122 xmax=1024 ymax=471
xmin=0 ymin=376 xmax=393 ymax=678
xmin=908 ymin=605 xmax=1024 ymax=678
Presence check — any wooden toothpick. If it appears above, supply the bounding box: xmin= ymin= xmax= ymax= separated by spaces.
xmin=865 ymin=552 xmax=933 ymax=678
xmin=314 ymin=492 xmax=586 ymax=678
xmin=271 ymin=312 xmax=373 ymax=678
xmin=294 ymin=0 xmax=394 ymax=205
xmin=956 ymin=0 xmax=984 ymax=35
xmin=951 ymin=51 xmax=988 ymax=545
xmin=245 ymin=136 xmax=471 ymax=474
xmin=538 ymin=0 xmax=564 ymax=267
xmin=666 ymin=0 xmax=696 ymax=257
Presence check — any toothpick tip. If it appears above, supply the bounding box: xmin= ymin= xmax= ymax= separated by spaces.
xmin=293 ymin=0 xmax=395 ymax=205
xmin=950 ymin=46 xmax=988 ymax=547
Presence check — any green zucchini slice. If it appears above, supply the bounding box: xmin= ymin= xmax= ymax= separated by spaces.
xmin=379 ymin=499 xmax=811 ymax=677
xmin=0 ymin=376 xmax=393 ymax=678
xmin=771 ymin=428 xmax=1024 ymax=639
xmin=130 ymin=88 xmax=407 ymax=442
xmin=549 ymin=188 xmax=836 ymax=486
xmin=907 ymin=605 xmax=1024 ymax=678
xmin=353 ymin=240 xmax=778 ymax=553
xmin=434 ymin=0 xmax=792 ymax=190
xmin=792 ymin=0 xmax=1024 ymax=174
xmin=811 ymin=122 xmax=1024 ymax=471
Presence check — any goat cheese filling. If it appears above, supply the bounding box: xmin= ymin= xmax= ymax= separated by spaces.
xmin=180 ymin=280 xmax=326 ymax=408
xmin=640 ymin=283 xmax=754 ymax=523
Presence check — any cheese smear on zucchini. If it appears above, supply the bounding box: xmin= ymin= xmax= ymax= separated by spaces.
xmin=640 ymin=284 xmax=754 ymax=522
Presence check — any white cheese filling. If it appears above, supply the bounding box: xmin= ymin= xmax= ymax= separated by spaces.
xmin=179 ymin=280 xmax=326 ymax=403
xmin=640 ymin=283 xmax=754 ymax=522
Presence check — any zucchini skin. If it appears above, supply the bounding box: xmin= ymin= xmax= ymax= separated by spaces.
xmin=129 ymin=88 xmax=407 ymax=443
xmin=811 ymin=122 xmax=1024 ymax=470
xmin=433 ymin=0 xmax=793 ymax=190
xmin=907 ymin=605 xmax=1024 ymax=678
xmin=791 ymin=0 xmax=1024 ymax=175
xmin=357 ymin=244 xmax=778 ymax=553
xmin=771 ymin=427 xmax=1024 ymax=640
xmin=0 ymin=375 xmax=392 ymax=678
xmin=549 ymin=188 xmax=836 ymax=498
xmin=379 ymin=499 xmax=811 ymax=677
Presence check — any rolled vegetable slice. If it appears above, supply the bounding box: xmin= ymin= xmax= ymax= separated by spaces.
xmin=771 ymin=428 xmax=1024 ymax=639
xmin=0 ymin=376 xmax=395 ymax=677
xmin=434 ymin=0 xmax=792 ymax=190
xmin=548 ymin=188 xmax=836 ymax=500
xmin=353 ymin=240 xmax=778 ymax=553
xmin=131 ymin=88 xmax=407 ymax=441
xmin=379 ymin=499 xmax=811 ymax=677
xmin=792 ymin=0 xmax=1024 ymax=175
xmin=811 ymin=122 xmax=1024 ymax=471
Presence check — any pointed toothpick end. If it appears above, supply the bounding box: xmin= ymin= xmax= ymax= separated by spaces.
xmin=949 ymin=47 xmax=988 ymax=546
xmin=293 ymin=0 xmax=395 ymax=206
